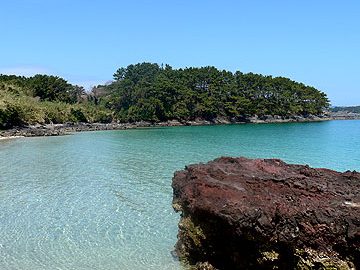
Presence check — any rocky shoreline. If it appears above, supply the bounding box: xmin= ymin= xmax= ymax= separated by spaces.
xmin=328 ymin=111 xmax=360 ymax=120
xmin=0 ymin=113 xmax=358 ymax=139
xmin=172 ymin=157 xmax=360 ymax=270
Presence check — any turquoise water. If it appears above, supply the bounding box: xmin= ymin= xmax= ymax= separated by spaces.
xmin=0 ymin=120 xmax=359 ymax=270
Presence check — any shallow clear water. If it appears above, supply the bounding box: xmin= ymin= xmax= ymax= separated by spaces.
xmin=0 ymin=120 xmax=359 ymax=270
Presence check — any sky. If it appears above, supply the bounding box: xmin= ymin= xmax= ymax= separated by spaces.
xmin=0 ymin=0 xmax=359 ymax=106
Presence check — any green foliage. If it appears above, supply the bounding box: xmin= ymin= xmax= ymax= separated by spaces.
xmin=0 ymin=104 xmax=23 ymax=128
xmin=0 ymin=74 xmax=86 ymax=103
xmin=0 ymin=63 xmax=330 ymax=128
xmin=70 ymin=108 xmax=87 ymax=123
xmin=331 ymin=106 xmax=360 ymax=113
xmin=105 ymin=63 xmax=330 ymax=122
xmin=0 ymin=82 xmax=44 ymax=127
xmin=28 ymin=74 xmax=85 ymax=103
xmin=0 ymin=79 xmax=113 ymax=128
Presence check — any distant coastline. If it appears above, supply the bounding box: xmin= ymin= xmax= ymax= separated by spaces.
xmin=1 ymin=63 xmax=358 ymax=139
xmin=1 ymin=113 xmax=359 ymax=139
xmin=1 ymin=63 xmax=331 ymax=131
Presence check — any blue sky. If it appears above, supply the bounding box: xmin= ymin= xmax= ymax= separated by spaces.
xmin=1 ymin=0 xmax=359 ymax=106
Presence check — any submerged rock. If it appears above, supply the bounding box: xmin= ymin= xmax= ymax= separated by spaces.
xmin=172 ymin=157 xmax=360 ymax=270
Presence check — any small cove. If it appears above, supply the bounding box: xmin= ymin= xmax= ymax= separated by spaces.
xmin=0 ymin=120 xmax=359 ymax=270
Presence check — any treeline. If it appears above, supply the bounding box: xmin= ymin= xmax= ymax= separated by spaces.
xmin=1 ymin=63 xmax=330 ymax=128
xmin=0 ymin=74 xmax=111 ymax=128
xmin=99 ymin=63 xmax=329 ymax=122
xmin=331 ymin=106 xmax=360 ymax=113
xmin=0 ymin=74 xmax=86 ymax=103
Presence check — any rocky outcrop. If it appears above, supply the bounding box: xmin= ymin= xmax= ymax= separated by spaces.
xmin=0 ymin=122 xmax=161 ymax=137
xmin=172 ymin=157 xmax=360 ymax=269
xmin=329 ymin=111 xmax=360 ymax=120
xmin=0 ymin=115 xmax=334 ymax=138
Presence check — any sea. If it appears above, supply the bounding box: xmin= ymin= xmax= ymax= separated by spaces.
xmin=0 ymin=120 xmax=359 ymax=269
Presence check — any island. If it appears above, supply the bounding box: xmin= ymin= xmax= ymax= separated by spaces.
xmin=1 ymin=62 xmax=335 ymax=137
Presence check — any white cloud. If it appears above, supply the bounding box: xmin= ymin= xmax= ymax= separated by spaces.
xmin=0 ymin=66 xmax=51 ymax=77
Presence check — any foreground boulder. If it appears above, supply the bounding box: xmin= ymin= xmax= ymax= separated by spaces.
xmin=172 ymin=157 xmax=360 ymax=270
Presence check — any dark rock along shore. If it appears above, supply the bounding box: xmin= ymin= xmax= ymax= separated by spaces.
xmin=2 ymin=112 xmax=360 ymax=138
xmin=0 ymin=114 xmax=335 ymax=138
xmin=172 ymin=157 xmax=360 ymax=270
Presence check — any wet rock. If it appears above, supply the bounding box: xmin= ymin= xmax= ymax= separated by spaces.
xmin=172 ymin=157 xmax=360 ymax=269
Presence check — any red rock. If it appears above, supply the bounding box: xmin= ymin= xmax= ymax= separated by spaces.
xmin=172 ymin=157 xmax=360 ymax=269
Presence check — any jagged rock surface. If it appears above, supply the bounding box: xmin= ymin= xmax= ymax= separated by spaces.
xmin=172 ymin=157 xmax=360 ymax=269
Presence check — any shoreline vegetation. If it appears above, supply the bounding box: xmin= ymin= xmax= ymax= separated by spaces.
xmin=1 ymin=62 xmax=359 ymax=138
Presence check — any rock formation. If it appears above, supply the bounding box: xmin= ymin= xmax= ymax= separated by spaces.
xmin=172 ymin=157 xmax=360 ymax=269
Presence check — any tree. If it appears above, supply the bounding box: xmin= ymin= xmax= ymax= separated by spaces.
xmin=29 ymin=75 xmax=77 ymax=103
xmin=101 ymin=63 xmax=330 ymax=122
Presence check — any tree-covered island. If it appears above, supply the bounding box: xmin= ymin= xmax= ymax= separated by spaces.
xmin=0 ymin=62 xmax=330 ymax=129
